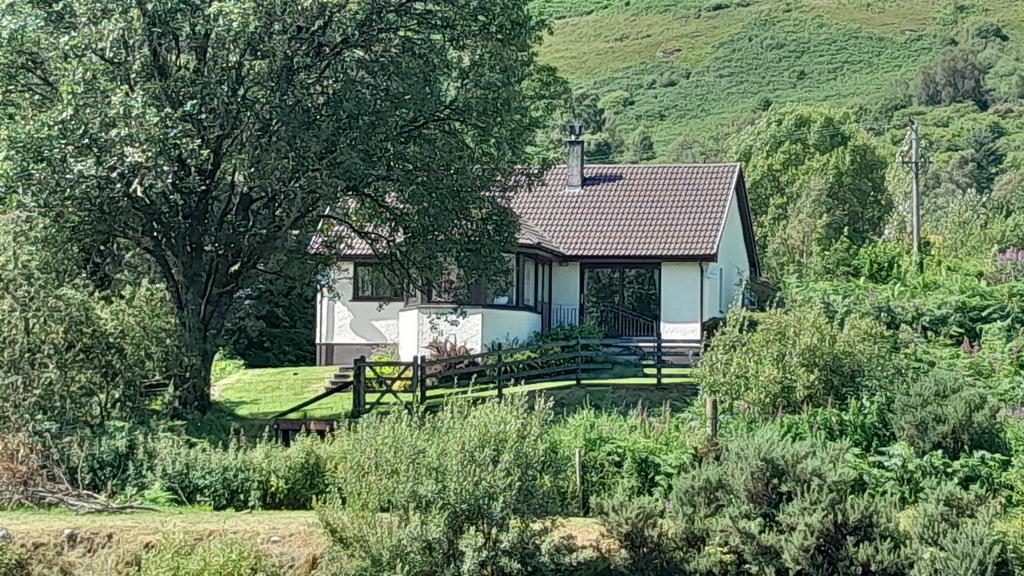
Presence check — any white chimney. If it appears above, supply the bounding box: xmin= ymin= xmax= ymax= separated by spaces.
xmin=566 ymin=123 xmax=584 ymax=191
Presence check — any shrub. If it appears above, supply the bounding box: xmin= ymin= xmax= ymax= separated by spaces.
xmin=700 ymin=304 xmax=900 ymax=416
xmin=857 ymin=443 xmax=1009 ymax=506
xmin=889 ymin=370 xmax=1006 ymax=458
xmin=0 ymin=543 xmax=28 ymax=576
xmin=596 ymin=426 xmax=909 ymax=574
xmin=549 ymin=407 xmax=703 ymax=508
xmin=139 ymin=535 xmax=281 ymax=576
xmin=906 ymin=482 xmax=1013 ymax=575
xmin=49 ymin=421 xmax=157 ymax=495
xmin=595 ymin=490 xmax=675 ymax=576
xmin=756 ymin=392 xmax=894 ymax=453
xmin=0 ymin=215 xmax=180 ymax=432
xmin=915 ymin=46 xmax=990 ymax=108
xmin=149 ymin=433 xmax=329 ymax=510
xmin=425 ymin=339 xmax=482 ymax=386
xmin=488 ymin=323 xmax=604 ymax=380
xmin=320 ymin=398 xmax=565 ymax=574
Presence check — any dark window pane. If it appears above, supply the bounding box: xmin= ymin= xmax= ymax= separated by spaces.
xmin=354 ymin=264 xmax=402 ymax=300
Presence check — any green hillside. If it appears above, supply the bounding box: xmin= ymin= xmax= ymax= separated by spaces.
xmin=534 ymin=0 xmax=1024 ymax=155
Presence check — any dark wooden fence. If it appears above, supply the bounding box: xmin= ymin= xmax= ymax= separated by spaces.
xmin=348 ymin=337 xmax=702 ymax=417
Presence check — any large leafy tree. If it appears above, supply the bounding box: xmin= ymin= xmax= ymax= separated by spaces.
xmin=731 ymin=105 xmax=892 ymax=278
xmin=0 ymin=0 xmax=561 ymax=412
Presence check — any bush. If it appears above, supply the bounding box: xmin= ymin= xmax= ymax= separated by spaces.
xmin=149 ymin=433 xmax=329 ymax=510
xmin=906 ymin=482 xmax=1013 ymax=575
xmin=0 ymin=544 xmax=28 ymax=576
xmin=140 ymin=535 xmax=281 ymax=576
xmin=595 ymin=490 xmax=675 ymax=576
xmin=0 ymin=215 xmax=180 ymax=432
xmin=549 ymin=407 xmax=703 ymax=508
xmin=915 ymin=47 xmax=990 ymax=108
xmin=596 ymin=427 xmax=909 ymax=574
xmin=319 ymin=398 xmax=565 ymax=574
xmin=889 ymin=370 xmax=1006 ymax=458
xmin=700 ymin=304 xmax=900 ymax=416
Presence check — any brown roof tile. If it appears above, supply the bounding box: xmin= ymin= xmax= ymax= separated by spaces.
xmin=512 ymin=163 xmax=740 ymax=257
xmin=329 ymin=163 xmax=743 ymax=259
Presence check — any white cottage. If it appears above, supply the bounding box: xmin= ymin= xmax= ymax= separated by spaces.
xmin=315 ymin=136 xmax=763 ymax=364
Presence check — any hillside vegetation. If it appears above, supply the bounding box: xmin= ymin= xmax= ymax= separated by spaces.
xmin=534 ymin=0 xmax=1024 ymax=156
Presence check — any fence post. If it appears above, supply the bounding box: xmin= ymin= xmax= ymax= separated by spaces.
xmin=706 ymin=396 xmax=719 ymax=440
xmin=656 ymin=337 xmax=663 ymax=386
xmin=411 ymin=355 xmax=420 ymax=408
xmin=496 ymin=350 xmax=504 ymax=400
xmin=418 ymin=356 xmax=428 ymax=405
xmin=352 ymin=356 xmax=366 ymax=418
xmin=575 ymin=448 xmax=584 ymax=515
xmin=574 ymin=334 xmax=582 ymax=387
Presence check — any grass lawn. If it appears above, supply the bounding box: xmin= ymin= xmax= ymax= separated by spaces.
xmin=213 ymin=365 xmax=344 ymax=420
xmin=212 ymin=362 xmax=697 ymax=423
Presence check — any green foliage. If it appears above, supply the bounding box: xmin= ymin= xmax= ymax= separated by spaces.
xmin=320 ymin=398 xmax=566 ymax=574
xmin=906 ymin=482 xmax=1013 ymax=576
xmin=624 ymin=127 xmax=657 ymax=162
xmin=853 ymin=239 xmax=908 ymax=284
xmin=221 ymin=263 xmax=316 ymax=368
xmin=0 ymin=213 xmax=180 ymax=432
xmin=549 ymin=407 xmax=703 ymax=508
xmin=595 ymin=490 xmax=675 ymax=576
xmin=700 ymin=304 xmax=900 ymax=415
xmin=889 ymin=370 xmax=1006 ymax=458
xmin=731 ymin=105 xmax=892 ymax=278
xmin=149 ymin=433 xmax=329 ymax=510
xmin=856 ymin=443 xmax=1009 ymax=505
xmin=0 ymin=544 xmax=27 ymax=576
xmin=598 ymin=426 xmax=909 ymax=574
xmin=139 ymin=535 xmax=281 ymax=576
xmin=915 ymin=46 xmax=990 ymax=109
xmin=759 ymin=393 xmax=895 ymax=453
xmin=1 ymin=0 xmax=562 ymax=412
xmin=210 ymin=352 xmax=246 ymax=385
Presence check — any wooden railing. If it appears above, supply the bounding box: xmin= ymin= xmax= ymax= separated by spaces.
xmin=271 ymin=336 xmax=703 ymax=423
xmin=589 ymin=305 xmax=658 ymax=338
xmin=347 ymin=336 xmax=702 ymax=417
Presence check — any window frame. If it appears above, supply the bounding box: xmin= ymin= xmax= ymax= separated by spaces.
xmin=351 ymin=262 xmax=404 ymax=302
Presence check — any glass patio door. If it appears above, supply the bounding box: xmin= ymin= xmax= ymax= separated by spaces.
xmin=581 ymin=265 xmax=659 ymax=337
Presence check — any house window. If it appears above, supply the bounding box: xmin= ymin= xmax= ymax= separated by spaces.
xmin=353 ymin=263 xmax=403 ymax=300
xmin=486 ymin=256 xmax=517 ymax=306
xmin=521 ymin=256 xmax=537 ymax=308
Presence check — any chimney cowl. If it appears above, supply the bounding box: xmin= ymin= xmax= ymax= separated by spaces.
xmin=566 ymin=123 xmax=584 ymax=191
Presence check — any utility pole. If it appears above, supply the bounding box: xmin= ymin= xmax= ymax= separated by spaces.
xmin=900 ymin=119 xmax=925 ymax=273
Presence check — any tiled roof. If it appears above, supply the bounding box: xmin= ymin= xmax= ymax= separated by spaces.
xmin=512 ymin=163 xmax=741 ymax=257
xmin=329 ymin=163 xmax=743 ymax=259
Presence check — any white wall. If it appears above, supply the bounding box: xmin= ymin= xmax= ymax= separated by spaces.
xmin=552 ymin=262 xmax=580 ymax=325
xmin=714 ymin=190 xmax=752 ymax=314
xmin=395 ymin=306 xmax=542 ymax=361
xmin=481 ymin=308 xmax=542 ymax=348
xmin=397 ymin=307 xmax=483 ymax=361
xmin=316 ymin=261 xmax=403 ymax=345
xmin=659 ymin=262 xmax=702 ymax=340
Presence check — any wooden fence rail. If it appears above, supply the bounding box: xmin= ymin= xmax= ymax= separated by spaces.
xmin=348 ymin=336 xmax=703 ymax=417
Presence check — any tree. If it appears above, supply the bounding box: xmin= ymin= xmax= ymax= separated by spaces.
xmin=914 ymin=47 xmax=990 ymax=109
xmin=624 ymin=127 xmax=656 ymax=163
xmin=0 ymin=213 xmax=179 ymax=431
xmin=730 ymin=106 xmax=892 ymax=278
xmin=0 ymin=0 xmax=559 ymax=412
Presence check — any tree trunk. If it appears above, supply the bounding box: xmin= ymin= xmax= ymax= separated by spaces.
xmin=173 ymin=311 xmax=219 ymax=415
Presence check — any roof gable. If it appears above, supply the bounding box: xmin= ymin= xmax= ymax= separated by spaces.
xmin=512 ymin=163 xmax=742 ymax=258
